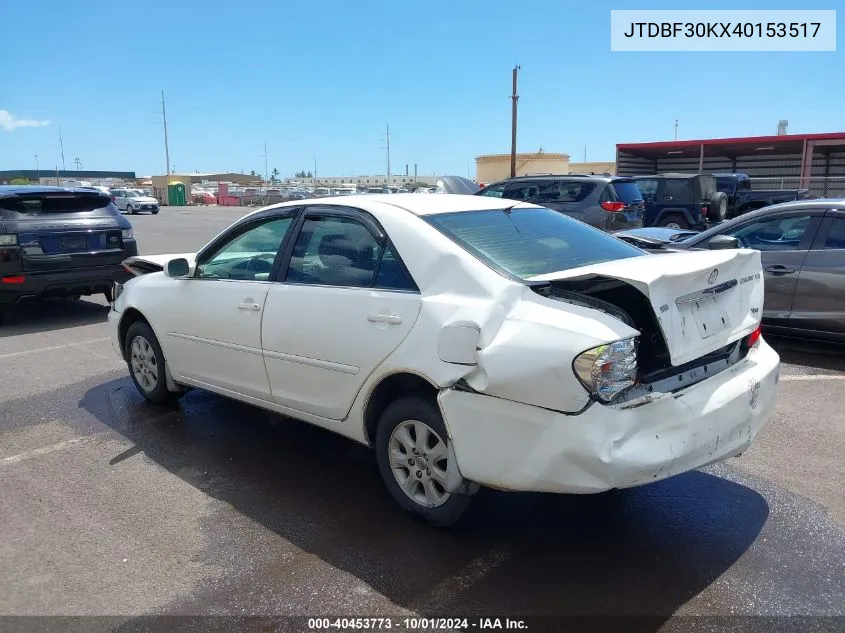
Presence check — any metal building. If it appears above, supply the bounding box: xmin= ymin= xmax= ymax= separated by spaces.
xmin=616 ymin=132 xmax=845 ymax=197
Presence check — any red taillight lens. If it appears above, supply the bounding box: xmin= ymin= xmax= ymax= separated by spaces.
xmin=1 ymin=275 xmax=25 ymax=284
xmin=745 ymin=325 xmax=762 ymax=348
xmin=600 ymin=201 xmax=626 ymax=212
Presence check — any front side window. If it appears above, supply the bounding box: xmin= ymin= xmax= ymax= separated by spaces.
xmin=285 ymin=216 xmax=380 ymax=287
xmin=195 ymin=217 xmax=293 ymax=280
xmin=478 ymin=183 xmax=506 ymax=198
xmin=504 ymin=181 xmax=543 ymax=201
xmin=425 ymin=207 xmax=644 ymax=279
xmin=726 ymin=215 xmax=813 ymax=251
xmin=538 ymin=181 xmax=596 ymax=203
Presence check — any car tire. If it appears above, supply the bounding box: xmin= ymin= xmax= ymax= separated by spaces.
xmin=151 ymin=209 xmax=159 ymax=215
xmin=127 ymin=205 xmax=136 ymax=215
xmin=375 ymin=395 xmax=472 ymax=527
xmin=709 ymin=192 xmax=728 ymax=222
xmin=658 ymin=214 xmax=690 ymax=230
xmin=124 ymin=321 xmax=182 ymax=405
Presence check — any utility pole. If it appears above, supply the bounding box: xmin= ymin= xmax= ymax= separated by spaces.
xmin=59 ymin=128 xmax=66 ymax=172
xmin=263 ymin=143 xmax=268 ymax=182
xmin=74 ymin=157 xmax=81 ymax=171
xmin=161 ymin=90 xmax=171 ymax=181
xmin=34 ymin=154 xmax=39 ymax=181
xmin=386 ymin=124 xmax=391 ymax=186
xmin=414 ymin=163 xmax=417 ymax=181
xmin=584 ymin=146 xmax=587 ymax=162
xmin=674 ymin=119 xmax=679 ymax=141
xmin=510 ymin=65 xmax=520 ymax=178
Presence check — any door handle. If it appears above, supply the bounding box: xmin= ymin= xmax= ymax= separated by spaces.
xmin=237 ymin=301 xmax=262 ymax=311
xmin=765 ymin=265 xmax=796 ymax=275
xmin=368 ymin=313 xmax=402 ymax=325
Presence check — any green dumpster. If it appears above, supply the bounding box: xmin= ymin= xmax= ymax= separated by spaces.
xmin=167 ymin=181 xmax=186 ymax=206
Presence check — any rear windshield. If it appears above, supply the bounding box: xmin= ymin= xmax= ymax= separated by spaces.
xmin=0 ymin=193 xmax=112 ymax=216
xmin=609 ymin=181 xmax=643 ymax=203
xmin=425 ymin=207 xmax=644 ymax=279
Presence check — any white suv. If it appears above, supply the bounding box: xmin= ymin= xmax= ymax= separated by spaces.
xmin=111 ymin=189 xmax=160 ymax=215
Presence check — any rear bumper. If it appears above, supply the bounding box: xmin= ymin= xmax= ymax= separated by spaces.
xmin=0 ymin=263 xmax=134 ymax=304
xmin=439 ymin=339 xmax=779 ymax=494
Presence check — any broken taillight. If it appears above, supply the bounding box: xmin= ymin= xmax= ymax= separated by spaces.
xmin=745 ymin=325 xmax=762 ymax=349
xmin=573 ymin=337 xmax=638 ymax=402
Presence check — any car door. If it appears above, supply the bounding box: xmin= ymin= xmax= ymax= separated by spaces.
xmin=716 ymin=211 xmax=823 ymax=325
xmin=261 ymin=206 xmax=422 ymax=420
xmin=158 ymin=211 xmax=298 ymax=400
xmin=787 ymin=209 xmax=845 ymax=338
xmin=534 ymin=179 xmax=599 ymax=225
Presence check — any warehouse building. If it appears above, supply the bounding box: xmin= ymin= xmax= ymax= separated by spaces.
xmin=616 ymin=130 xmax=845 ymax=197
xmin=0 ymin=169 xmax=136 ymax=185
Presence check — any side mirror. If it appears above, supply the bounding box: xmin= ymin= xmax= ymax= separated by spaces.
xmin=165 ymin=257 xmax=190 ymax=277
xmin=708 ymin=235 xmax=739 ymax=250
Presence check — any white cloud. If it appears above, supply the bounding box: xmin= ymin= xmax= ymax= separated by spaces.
xmin=0 ymin=110 xmax=52 ymax=132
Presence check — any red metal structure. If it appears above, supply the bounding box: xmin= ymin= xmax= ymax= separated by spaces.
xmin=616 ymin=132 xmax=845 ymax=196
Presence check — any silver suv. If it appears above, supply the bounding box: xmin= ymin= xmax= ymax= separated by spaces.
xmin=476 ymin=174 xmax=644 ymax=231
xmin=110 ymin=188 xmax=160 ymax=215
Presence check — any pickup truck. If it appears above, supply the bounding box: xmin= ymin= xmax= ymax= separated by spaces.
xmin=713 ymin=173 xmax=809 ymax=219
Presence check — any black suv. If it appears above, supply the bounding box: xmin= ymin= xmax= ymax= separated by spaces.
xmin=633 ymin=173 xmax=728 ymax=229
xmin=0 ymin=186 xmax=137 ymax=307
xmin=476 ymin=174 xmax=644 ymax=231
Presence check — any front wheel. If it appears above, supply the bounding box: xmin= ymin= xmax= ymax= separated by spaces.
xmin=151 ymin=209 xmax=159 ymax=215
xmin=375 ymin=396 xmax=472 ymax=527
xmin=127 ymin=205 xmax=137 ymax=215
xmin=124 ymin=321 xmax=183 ymax=405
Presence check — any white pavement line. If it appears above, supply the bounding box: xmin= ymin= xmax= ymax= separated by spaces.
xmin=410 ymin=549 xmax=510 ymax=613
xmin=781 ymin=374 xmax=845 ymax=382
xmin=0 ymin=338 xmax=110 ymax=360
xmin=1 ymin=437 xmax=88 ymax=467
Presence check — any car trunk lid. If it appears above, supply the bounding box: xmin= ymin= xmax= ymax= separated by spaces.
xmin=527 ymin=249 xmax=764 ymax=366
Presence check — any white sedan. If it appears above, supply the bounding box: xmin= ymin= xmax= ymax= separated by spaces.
xmin=109 ymin=194 xmax=779 ymax=526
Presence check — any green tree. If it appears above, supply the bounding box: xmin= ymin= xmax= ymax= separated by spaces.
xmin=307 ymin=170 xmax=313 ymax=178
xmin=271 ymin=168 xmax=279 ymax=182
xmin=294 ymin=170 xmax=308 ymax=178
xmin=9 ymin=177 xmax=36 ymax=185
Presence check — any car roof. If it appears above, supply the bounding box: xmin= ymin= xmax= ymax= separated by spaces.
xmin=735 ymin=197 xmax=845 ymax=216
xmin=0 ymin=185 xmax=110 ymax=199
xmin=247 ymin=193 xmax=542 ymax=218
xmin=489 ymin=174 xmax=618 ymax=183
xmin=634 ymin=173 xmax=704 ymax=179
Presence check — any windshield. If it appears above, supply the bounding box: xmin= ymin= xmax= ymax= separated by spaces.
xmin=425 ymin=207 xmax=645 ymax=279
xmin=0 ymin=192 xmax=112 ymax=217
xmin=127 ymin=190 xmax=146 ymax=198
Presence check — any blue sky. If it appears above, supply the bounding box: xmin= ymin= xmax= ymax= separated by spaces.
xmin=1 ymin=0 xmax=841 ymax=178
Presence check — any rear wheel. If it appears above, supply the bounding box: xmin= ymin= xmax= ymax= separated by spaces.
xmin=375 ymin=395 xmax=472 ymax=527
xmin=151 ymin=208 xmax=159 ymax=215
xmin=127 ymin=205 xmax=136 ymax=215
xmin=658 ymin=214 xmax=690 ymax=230
xmin=124 ymin=321 xmax=183 ymax=405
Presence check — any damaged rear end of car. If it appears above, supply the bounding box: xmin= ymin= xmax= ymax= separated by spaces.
xmin=421 ymin=205 xmax=779 ymax=495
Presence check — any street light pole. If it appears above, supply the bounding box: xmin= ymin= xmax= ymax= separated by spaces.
xmin=510 ymin=65 xmax=520 ymax=178
xmin=34 ymin=154 xmax=40 ymax=181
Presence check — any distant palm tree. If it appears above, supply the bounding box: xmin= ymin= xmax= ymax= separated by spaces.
xmin=271 ymin=168 xmax=279 ymax=182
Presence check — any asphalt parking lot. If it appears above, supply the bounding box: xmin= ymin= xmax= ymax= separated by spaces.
xmin=2 ymin=206 xmax=844 ymax=632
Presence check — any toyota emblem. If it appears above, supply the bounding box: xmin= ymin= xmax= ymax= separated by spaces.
xmin=708 ymin=269 xmax=719 ymax=285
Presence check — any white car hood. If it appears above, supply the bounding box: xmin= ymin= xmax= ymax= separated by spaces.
xmin=528 ymin=249 xmax=764 ymax=366
xmin=130 ymin=197 xmax=158 ymax=204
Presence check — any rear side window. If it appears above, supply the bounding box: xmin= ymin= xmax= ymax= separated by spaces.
xmin=426 ymin=207 xmax=643 ymax=279
xmin=0 ymin=193 xmax=112 ymax=217
xmin=699 ymin=176 xmax=717 ymax=199
xmin=823 ymin=218 xmax=845 ymax=250
xmin=607 ymin=181 xmax=643 ymax=204
xmin=539 ymin=181 xmax=596 ymax=203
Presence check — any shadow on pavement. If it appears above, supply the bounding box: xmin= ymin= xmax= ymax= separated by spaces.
xmin=80 ymin=379 xmax=769 ymax=627
xmin=0 ymin=297 xmax=109 ymax=336
xmin=766 ymin=335 xmax=845 ymax=373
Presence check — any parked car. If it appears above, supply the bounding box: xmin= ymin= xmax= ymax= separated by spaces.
xmin=713 ymin=173 xmax=810 ymax=219
xmin=366 ymin=187 xmax=392 ymax=194
xmin=111 ymin=188 xmax=160 ymax=215
xmin=633 ymin=173 xmax=727 ymax=229
xmin=110 ymin=194 xmax=777 ymax=525
xmin=614 ymin=198 xmax=845 ymax=342
xmin=0 ymin=186 xmax=136 ymax=308
xmin=476 ymin=174 xmax=644 ymax=231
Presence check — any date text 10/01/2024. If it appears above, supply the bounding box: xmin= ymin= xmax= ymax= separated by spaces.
xmin=307 ymin=618 xmax=528 ymax=630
